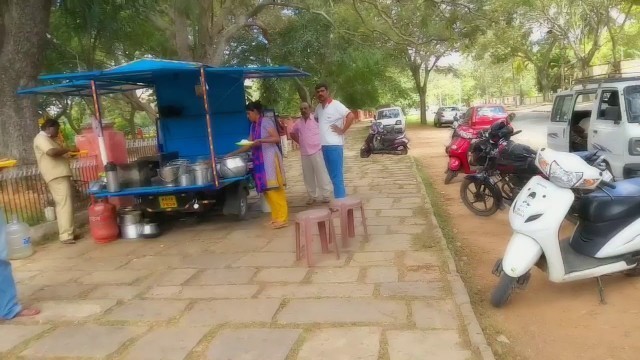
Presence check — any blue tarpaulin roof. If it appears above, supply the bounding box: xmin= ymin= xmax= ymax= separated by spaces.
xmin=18 ymin=58 xmax=309 ymax=96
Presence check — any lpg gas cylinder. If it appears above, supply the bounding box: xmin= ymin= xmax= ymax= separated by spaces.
xmin=88 ymin=200 xmax=119 ymax=244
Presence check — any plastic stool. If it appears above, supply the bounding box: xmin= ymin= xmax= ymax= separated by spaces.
xmin=295 ymin=208 xmax=339 ymax=266
xmin=330 ymin=197 xmax=369 ymax=248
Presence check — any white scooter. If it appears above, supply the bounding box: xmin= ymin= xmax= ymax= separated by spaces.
xmin=491 ymin=148 xmax=639 ymax=307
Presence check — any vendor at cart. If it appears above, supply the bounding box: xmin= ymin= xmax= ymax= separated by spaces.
xmin=33 ymin=119 xmax=78 ymax=244
xmin=226 ymin=101 xmax=288 ymax=229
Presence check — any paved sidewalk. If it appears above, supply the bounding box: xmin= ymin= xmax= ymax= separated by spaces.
xmin=1 ymin=127 xmax=490 ymax=359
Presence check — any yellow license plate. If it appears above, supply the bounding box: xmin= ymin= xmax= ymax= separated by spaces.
xmin=159 ymin=196 xmax=177 ymax=208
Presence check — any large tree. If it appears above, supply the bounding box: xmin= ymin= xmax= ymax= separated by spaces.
xmin=350 ymin=0 xmax=482 ymax=124
xmin=152 ymin=0 xmax=331 ymax=65
xmin=0 ymin=0 xmax=52 ymax=162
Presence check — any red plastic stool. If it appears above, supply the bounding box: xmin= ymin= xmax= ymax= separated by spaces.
xmin=330 ymin=197 xmax=369 ymax=248
xmin=295 ymin=208 xmax=339 ymax=267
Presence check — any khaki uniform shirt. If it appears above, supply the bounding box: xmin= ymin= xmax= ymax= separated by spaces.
xmin=33 ymin=132 xmax=72 ymax=183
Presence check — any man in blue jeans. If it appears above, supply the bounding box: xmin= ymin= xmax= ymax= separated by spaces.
xmin=314 ymin=83 xmax=355 ymax=199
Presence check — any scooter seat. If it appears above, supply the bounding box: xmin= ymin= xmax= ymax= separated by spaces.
xmin=575 ymin=177 xmax=640 ymax=223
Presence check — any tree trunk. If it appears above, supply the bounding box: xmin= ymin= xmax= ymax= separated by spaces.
xmin=0 ymin=0 xmax=51 ymax=163
xmin=609 ymin=28 xmax=622 ymax=74
xmin=171 ymin=4 xmax=192 ymax=61
xmin=127 ymin=105 xmax=136 ymax=139
xmin=294 ymin=78 xmax=311 ymax=104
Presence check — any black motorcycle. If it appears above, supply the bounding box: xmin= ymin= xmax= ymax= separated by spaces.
xmin=460 ymin=122 xmax=607 ymax=216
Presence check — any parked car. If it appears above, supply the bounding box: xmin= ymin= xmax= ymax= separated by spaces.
xmin=546 ymin=77 xmax=640 ymax=180
xmin=459 ymin=104 xmax=509 ymax=129
xmin=374 ymin=107 xmax=406 ymax=130
xmin=434 ymin=106 xmax=461 ymax=127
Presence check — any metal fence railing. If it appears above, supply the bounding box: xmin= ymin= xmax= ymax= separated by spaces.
xmin=0 ymin=139 xmax=157 ymax=226
xmin=127 ymin=138 xmax=158 ymax=162
xmin=0 ymin=156 xmax=99 ymax=225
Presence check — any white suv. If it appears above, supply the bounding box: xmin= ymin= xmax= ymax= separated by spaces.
xmin=375 ymin=107 xmax=406 ymax=130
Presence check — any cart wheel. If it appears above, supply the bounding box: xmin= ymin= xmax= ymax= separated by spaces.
xmin=223 ymin=182 xmax=249 ymax=221
xmin=236 ymin=188 xmax=248 ymax=220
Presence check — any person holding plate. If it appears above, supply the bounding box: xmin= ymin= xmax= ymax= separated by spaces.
xmin=227 ymin=101 xmax=288 ymax=229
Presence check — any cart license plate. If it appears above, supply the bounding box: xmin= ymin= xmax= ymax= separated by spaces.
xmin=159 ymin=196 xmax=177 ymax=208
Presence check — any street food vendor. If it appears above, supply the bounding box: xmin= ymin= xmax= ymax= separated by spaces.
xmin=33 ymin=119 xmax=78 ymax=244
xmin=226 ymin=101 xmax=289 ymax=229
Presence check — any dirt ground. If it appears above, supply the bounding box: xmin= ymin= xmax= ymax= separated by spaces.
xmin=410 ymin=124 xmax=640 ymax=360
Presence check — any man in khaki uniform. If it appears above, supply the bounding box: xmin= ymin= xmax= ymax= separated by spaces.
xmin=33 ymin=119 xmax=77 ymax=244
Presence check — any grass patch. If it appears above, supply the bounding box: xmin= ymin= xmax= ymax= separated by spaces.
xmin=413 ymin=158 xmax=521 ymax=360
xmin=406 ymin=114 xmax=421 ymax=125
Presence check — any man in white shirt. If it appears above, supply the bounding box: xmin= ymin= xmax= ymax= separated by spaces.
xmin=314 ymin=83 xmax=355 ymax=199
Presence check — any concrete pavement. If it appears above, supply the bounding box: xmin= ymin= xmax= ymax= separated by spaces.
xmin=1 ymin=126 xmax=492 ymax=360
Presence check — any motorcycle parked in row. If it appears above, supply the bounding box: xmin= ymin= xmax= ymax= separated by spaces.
xmin=460 ymin=121 xmax=613 ymax=217
xmin=444 ymin=113 xmax=515 ymax=184
xmin=360 ymin=121 xmax=409 ymax=158
xmin=490 ymin=148 xmax=637 ymax=308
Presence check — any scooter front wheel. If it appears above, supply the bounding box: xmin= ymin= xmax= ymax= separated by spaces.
xmin=444 ymin=170 xmax=457 ymax=184
xmin=491 ymin=273 xmax=517 ymax=308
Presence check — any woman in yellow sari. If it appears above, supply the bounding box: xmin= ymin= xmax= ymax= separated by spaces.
xmin=227 ymin=101 xmax=288 ymax=229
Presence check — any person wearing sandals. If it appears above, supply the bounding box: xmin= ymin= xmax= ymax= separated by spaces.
xmin=227 ymin=101 xmax=289 ymax=229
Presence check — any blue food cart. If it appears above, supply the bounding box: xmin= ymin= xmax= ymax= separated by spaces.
xmin=19 ymin=58 xmax=308 ymax=220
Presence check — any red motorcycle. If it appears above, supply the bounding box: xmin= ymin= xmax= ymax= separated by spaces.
xmin=444 ymin=123 xmax=481 ymax=184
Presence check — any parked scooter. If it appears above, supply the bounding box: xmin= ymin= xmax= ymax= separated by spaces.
xmin=444 ymin=123 xmax=480 ymax=184
xmin=360 ymin=121 xmax=409 ymax=158
xmin=490 ymin=148 xmax=635 ymax=308
xmin=444 ymin=113 xmax=516 ymax=184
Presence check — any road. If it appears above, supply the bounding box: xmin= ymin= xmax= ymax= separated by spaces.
xmin=510 ymin=109 xmax=550 ymax=149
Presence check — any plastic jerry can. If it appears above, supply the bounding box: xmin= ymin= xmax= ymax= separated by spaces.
xmin=6 ymin=215 xmax=33 ymax=260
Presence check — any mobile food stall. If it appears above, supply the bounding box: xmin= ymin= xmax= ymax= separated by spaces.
xmin=19 ymin=59 xmax=308 ymax=221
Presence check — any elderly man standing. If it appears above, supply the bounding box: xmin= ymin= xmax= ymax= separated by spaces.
xmin=314 ymin=83 xmax=355 ymax=199
xmin=33 ymin=119 xmax=77 ymax=244
xmin=290 ymin=102 xmax=332 ymax=205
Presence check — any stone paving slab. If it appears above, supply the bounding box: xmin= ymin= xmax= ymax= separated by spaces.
xmin=5 ymin=128 xmax=491 ymax=360
xmin=0 ymin=324 xmax=50 ymax=352
xmin=105 ymin=299 xmax=190 ymax=322
xmin=277 ymin=298 xmax=408 ymax=324
xmin=123 ymin=326 xmax=209 ymax=360
xmin=387 ymin=330 xmax=473 ymax=360
xmin=297 ymin=327 xmax=382 ymax=360
xmin=21 ymin=325 xmax=147 ymax=358
xmin=206 ymin=328 xmax=302 ymax=360
xmin=180 ymin=299 xmax=282 ymax=326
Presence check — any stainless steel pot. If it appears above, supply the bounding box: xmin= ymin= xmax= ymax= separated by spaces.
xmin=179 ymin=173 xmax=194 ymax=187
xmin=120 ymin=223 xmax=141 ymax=239
xmin=159 ymin=165 xmax=180 ymax=186
xmin=192 ymin=162 xmax=212 ymax=185
xmin=141 ymin=222 xmax=161 ymax=238
xmin=217 ymin=156 xmax=248 ymax=178
xmin=118 ymin=208 xmax=142 ymax=226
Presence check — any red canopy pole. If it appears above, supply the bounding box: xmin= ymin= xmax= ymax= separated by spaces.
xmin=200 ymin=66 xmax=219 ymax=188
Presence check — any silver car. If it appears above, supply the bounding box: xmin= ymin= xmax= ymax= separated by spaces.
xmin=434 ymin=106 xmax=461 ymax=127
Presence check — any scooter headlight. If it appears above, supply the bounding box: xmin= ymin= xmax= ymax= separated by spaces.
xmin=548 ymin=161 xmax=583 ymax=188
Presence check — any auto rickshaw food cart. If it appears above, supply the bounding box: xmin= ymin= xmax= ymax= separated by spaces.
xmin=18 ymin=58 xmax=308 ymax=220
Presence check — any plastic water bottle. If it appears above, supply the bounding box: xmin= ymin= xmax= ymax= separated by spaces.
xmin=0 ymin=209 xmax=7 ymax=261
xmin=6 ymin=215 xmax=33 ymax=260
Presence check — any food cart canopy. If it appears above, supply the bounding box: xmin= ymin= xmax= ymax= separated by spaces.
xmin=17 ymin=58 xmax=309 ymax=96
